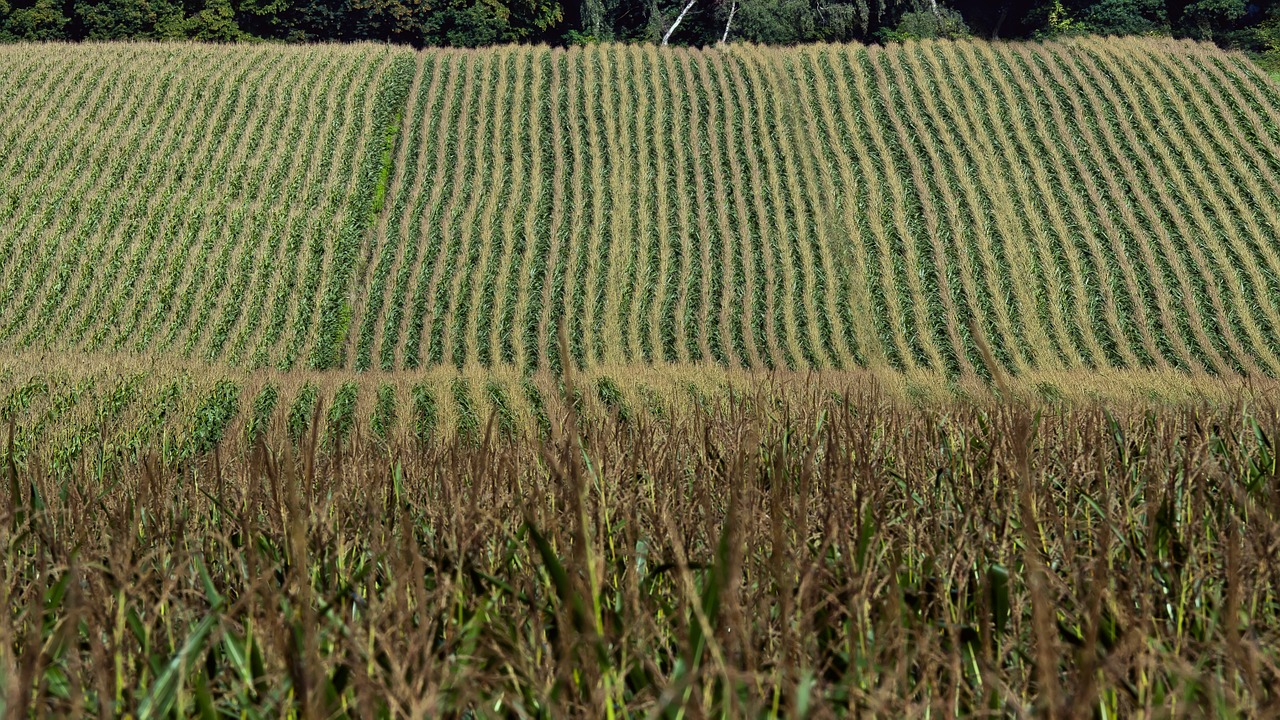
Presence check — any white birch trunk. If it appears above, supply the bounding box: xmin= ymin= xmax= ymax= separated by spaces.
xmin=662 ymin=0 xmax=697 ymax=45
xmin=720 ymin=0 xmax=736 ymax=44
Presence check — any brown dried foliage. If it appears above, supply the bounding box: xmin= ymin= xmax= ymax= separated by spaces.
xmin=1 ymin=384 xmax=1279 ymax=717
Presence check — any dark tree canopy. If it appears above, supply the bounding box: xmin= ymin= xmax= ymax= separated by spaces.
xmin=0 ymin=0 xmax=1276 ymax=70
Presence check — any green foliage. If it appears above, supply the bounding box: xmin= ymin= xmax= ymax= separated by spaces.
xmin=635 ymin=383 xmax=667 ymax=420
xmin=233 ymin=0 xmax=287 ymax=34
xmin=451 ymin=377 xmax=479 ymax=444
xmin=287 ymin=382 xmax=319 ymax=443
xmin=579 ymin=0 xmax=604 ymax=37
xmin=325 ymin=382 xmax=358 ymax=445
xmin=1077 ymin=0 xmax=1168 ymax=36
xmin=484 ymin=380 xmax=517 ymax=439
xmin=0 ymin=0 xmax=67 ymax=40
xmin=311 ymin=53 xmax=415 ymax=370
xmin=522 ymin=379 xmax=550 ymax=440
xmin=508 ymin=0 xmax=562 ymax=34
xmin=179 ymin=379 xmax=240 ymax=460
xmin=1259 ymin=9 xmax=1280 ymax=70
xmin=371 ymin=382 xmax=397 ymax=439
xmin=1 ymin=377 xmax=47 ymax=423
xmin=75 ymin=0 xmax=187 ymax=39
xmin=1177 ymin=0 xmax=1245 ymax=40
xmin=734 ymin=0 xmax=825 ymax=44
xmin=183 ymin=0 xmax=246 ymax=41
xmin=595 ymin=376 xmax=630 ymax=422
xmin=410 ymin=382 xmax=437 ymax=444
xmin=345 ymin=0 xmax=433 ymax=43
xmin=734 ymin=0 xmax=878 ymax=44
xmin=878 ymin=8 xmax=970 ymax=41
xmin=0 ymin=0 xmax=1273 ymax=46
xmin=562 ymin=28 xmax=597 ymax=44
xmin=245 ymin=385 xmax=279 ymax=443
xmin=419 ymin=0 xmax=560 ymax=46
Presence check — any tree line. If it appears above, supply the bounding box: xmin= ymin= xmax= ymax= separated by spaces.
xmin=1 ymin=0 xmax=1277 ymax=68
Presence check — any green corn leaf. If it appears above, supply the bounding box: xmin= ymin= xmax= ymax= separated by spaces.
xmin=195 ymin=556 xmax=224 ymax=608
xmin=138 ymin=608 xmax=222 ymax=720
xmin=222 ymin=630 xmax=254 ymax=688
xmin=690 ymin=514 xmax=733 ymax=670
xmin=525 ymin=519 xmax=588 ymax=633
xmin=987 ymin=564 xmax=1010 ymax=638
xmin=194 ymin=668 xmax=218 ymax=720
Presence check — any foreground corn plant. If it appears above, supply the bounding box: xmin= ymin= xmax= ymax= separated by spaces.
xmin=2 ymin=383 xmax=1278 ymax=717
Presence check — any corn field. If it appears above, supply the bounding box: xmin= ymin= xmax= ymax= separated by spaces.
xmin=4 ymin=36 xmax=1280 ymax=717
xmin=3 ymin=349 xmax=1276 ymax=478
xmin=0 ymin=43 xmax=412 ymax=372
xmin=2 ymin=38 xmax=1280 ymax=379
xmin=3 ymin=381 xmax=1280 ymax=716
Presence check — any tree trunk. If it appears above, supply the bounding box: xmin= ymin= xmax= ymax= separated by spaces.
xmin=991 ymin=0 xmax=1010 ymax=39
xmin=720 ymin=0 xmax=736 ymax=44
xmin=662 ymin=0 xmax=697 ymax=45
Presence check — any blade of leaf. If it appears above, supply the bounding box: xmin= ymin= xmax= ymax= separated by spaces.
xmin=137 ymin=609 xmax=221 ymax=720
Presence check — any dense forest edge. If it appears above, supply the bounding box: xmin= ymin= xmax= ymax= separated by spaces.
xmin=0 ymin=0 xmax=1278 ymax=71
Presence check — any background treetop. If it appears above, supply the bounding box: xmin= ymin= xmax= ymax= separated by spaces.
xmin=1 ymin=0 xmax=1277 ymax=71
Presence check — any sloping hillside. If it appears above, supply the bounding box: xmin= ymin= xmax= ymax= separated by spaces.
xmin=3 ymin=38 xmax=1279 ymax=379
xmin=0 ymin=43 xmax=415 ymax=369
